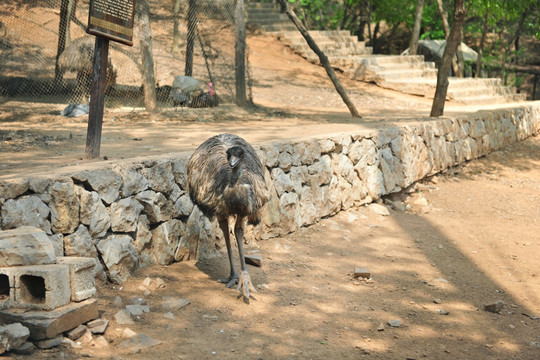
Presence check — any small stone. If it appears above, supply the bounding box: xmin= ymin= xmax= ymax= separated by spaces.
xmin=93 ymin=336 xmax=109 ymax=348
xmin=79 ymin=329 xmax=93 ymax=343
xmin=388 ymin=319 xmax=402 ymax=327
xmin=438 ymin=310 xmax=449 ymax=315
xmin=34 ymin=334 xmax=63 ymax=349
xmin=114 ymin=296 xmax=123 ymax=307
xmin=353 ymin=267 xmax=371 ymax=279
xmin=155 ymin=277 xmax=166 ymax=289
xmin=125 ymin=305 xmax=150 ymax=316
xmin=484 ymin=300 xmax=505 ymax=313
xmin=161 ymin=297 xmax=190 ymax=312
xmin=531 ymin=341 xmax=540 ymax=348
xmin=370 ymin=203 xmax=390 ymax=216
xmin=65 ymin=325 xmax=87 ymax=341
xmin=129 ymin=297 xmax=147 ymax=305
xmin=123 ymin=328 xmax=137 ymax=338
xmin=143 ymin=277 xmax=152 ymax=287
xmin=433 ymin=298 xmax=442 ymax=304
xmin=522 ymin=312 xmax=539 ymax=320
xmin=163 ymin=312 xmax=175 ymax=320
xmin=377 ymin=323 xmax=384 ymax=331
xmin=245 ymin=254 xmax=262 ymax=267
xmin=0 ymin=323 xmax=30 ymax=353
xmin=11 ymin=341 xmax=36 ymax=355
xmin=86 ymin=319 xmax=109 ymax=334
xmin=115 ymin=310 xmax=134 ymax=325
xmin=61 ymin=337 xmax=81 ymax=349
xmin=119 ymin=334 xmax=161 ymax=352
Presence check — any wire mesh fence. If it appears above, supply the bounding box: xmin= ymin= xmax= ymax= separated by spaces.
xmin=0 ymin=0 xmax=241 ymax=109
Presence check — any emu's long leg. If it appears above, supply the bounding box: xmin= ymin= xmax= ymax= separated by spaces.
xmin=218 ymin=217 xmax=238 ymax=288
xmin=234 ymin=217 xmax=257 ymax=303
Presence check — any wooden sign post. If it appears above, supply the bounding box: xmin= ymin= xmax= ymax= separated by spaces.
xmin=85 ymin=0 xmax=135 ymax=159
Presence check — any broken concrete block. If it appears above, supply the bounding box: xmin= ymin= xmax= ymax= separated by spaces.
xmin=65 ymin=324 xmax=87 ymax=341
xmin=0 ymin=227 xmax=56 ymax=267
xmin=0 ymin=299 xmax=98 ymax=340
xmin=353 ymin=267 xmax=371 ymax=279
xmin=57 ymin=256 xmax=97 ymax=302
xmin=11 ymin=264 xmax=70 ymax=310
xmin=0 ymin=323 xmax=30 ymax=354
xmin=86 ymin=319 xmax=109 ymax=334
xmin=245 ymin=254 xmax=262 ymax=267
xmin=34 ymin=334 xmax=63 ymax=349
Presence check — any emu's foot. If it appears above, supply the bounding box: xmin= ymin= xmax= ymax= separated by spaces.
xmin=218 ymin=274 xmax=239 ymax=288
xmin=237 ymin=270 xmax=257 ymax=304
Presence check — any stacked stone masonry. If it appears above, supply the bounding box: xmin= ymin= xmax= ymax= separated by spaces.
xmin=0 ymin=104 xmax=539 ymax=284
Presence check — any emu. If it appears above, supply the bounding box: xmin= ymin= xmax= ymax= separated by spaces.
xmin=188 ymin=133 xmax=269 ymax=303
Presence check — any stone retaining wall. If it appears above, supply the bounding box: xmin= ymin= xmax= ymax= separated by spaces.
xmin=1 ymin=103 xmax=539 ymax=284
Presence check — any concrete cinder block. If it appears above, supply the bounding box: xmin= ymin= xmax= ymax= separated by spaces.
xmin=0 ymin=269 xmax=15 ymax=309
xmin=0 ymin=299 xmax=98 ymax=340
xmin=56 ymin=257 xmax=97 ymax=302
xmin=10 ymin=264 xmax=70 ymax=311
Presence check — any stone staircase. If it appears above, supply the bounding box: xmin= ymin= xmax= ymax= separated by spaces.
xmin=246 ymin=1 xmax=526 ymax=105
xmin=246 ymin=0 xmax=296 ymax=32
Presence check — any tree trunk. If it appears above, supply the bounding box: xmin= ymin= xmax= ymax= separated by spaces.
xmin=185 ymin=0 xmax=197 ymax=76
xmin=430 ymin=0 xmax=467 ymax=117
xmin=409 ymin=0 xmax=424 ymax=55
xmin=475 ymin=10 xmax=489 ymax=78
xmin=276 ymin=0 xmax=361 ymax=118
xmin=234 ymin=0 xmax=247 ymax=106
xmin=171 ymin=0 xmax=181 ymax=54
xmin=137 ymin=0 xmax=157 ymax=112
xmin=435 ymin=0 xmax=460 ymax=76
xmin=55 ymin=0 xmax=78 ymax=88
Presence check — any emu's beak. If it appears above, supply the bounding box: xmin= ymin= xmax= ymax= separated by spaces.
xmin=229 ymin=155 xmax=241 ymax=168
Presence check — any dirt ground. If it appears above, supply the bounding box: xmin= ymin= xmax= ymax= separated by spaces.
xmin=1 ymin=33 xmax=540 ymax=359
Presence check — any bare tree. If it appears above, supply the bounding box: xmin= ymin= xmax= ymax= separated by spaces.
xmin=172 ymin=0 xmax=182 ymax=54
xmin=137 ymin=0 xmax=157 ymax=112
xmin=409 ymin=0 xmax=424 ymax=55
xmin=435 ymin=0 xmax=463 ymax=76
xmin=474 ymin=10 xmax=489 ymax=78
xmin=276 ymin=0 xmax=361 ymax=118
xmin=430 ymin=0 xmax=468 ymax=117
xmin=185 ymin=0 xmax=197 ymax=76
xmin=55 ymin=0 xmax=78 ymax=87
xmin=234 ymin=0 xmax=247 ymax=106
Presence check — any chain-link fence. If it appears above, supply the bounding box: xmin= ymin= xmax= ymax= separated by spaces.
xmin=0 ymin=0 xmax=241 ymax=109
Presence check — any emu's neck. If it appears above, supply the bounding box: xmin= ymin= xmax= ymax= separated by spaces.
xmin=229 ymin=164 xmax=242 ymax=186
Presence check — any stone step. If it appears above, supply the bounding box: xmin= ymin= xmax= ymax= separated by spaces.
xmin=256 ymin=23 xmax=297 ymax=32
xmin=248 ymin=13 xmax=289 ymax=23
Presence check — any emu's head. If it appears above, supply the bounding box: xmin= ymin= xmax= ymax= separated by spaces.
xmin=226 ymin=146 xmax=244 ymax=168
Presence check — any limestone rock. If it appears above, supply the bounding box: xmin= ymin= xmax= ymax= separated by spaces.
xmin=1 ymin=195 xmax=51 ymax=234
xmin=73 ymin=169 xmax=122 ymax=204
xmin=135 ymin=190 xmax=171 ymax=224
xmin=0 ymin=323 xmax=30 ymax=354
xmin=0 ymin=227 xmax=56 ymax=267
xmin=97 ymin=235 xmax=138 ymax=284
xmin=110 ymin=197 xmax=144 ymax=233
xmin=0 ymin=179 xmax=29 ymax=200
xmin=172 ymin=193 xmax=193 ymax=218
xmin=152 ymin=219 xmax=184 ymax=265
xmin=142 ymin=160 xmax=175 ymax=195
xmin=49 ymin=180 xmax=79 ymax=234
xmin=135 ymin=215 xmax=152 ymax=254
xmin=117 ymin=167 xmax=149 ymax=197
xmin=64 ymin=224 xmax=97 ymax=257
xmin=77 ymin=188 xmax=110 ymax=238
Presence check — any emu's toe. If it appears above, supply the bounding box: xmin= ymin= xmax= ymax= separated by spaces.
xmin=219 ymin=274 xmax=239 ymax=288
xmin=237 ymin=270 xmax=257 ymax=303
